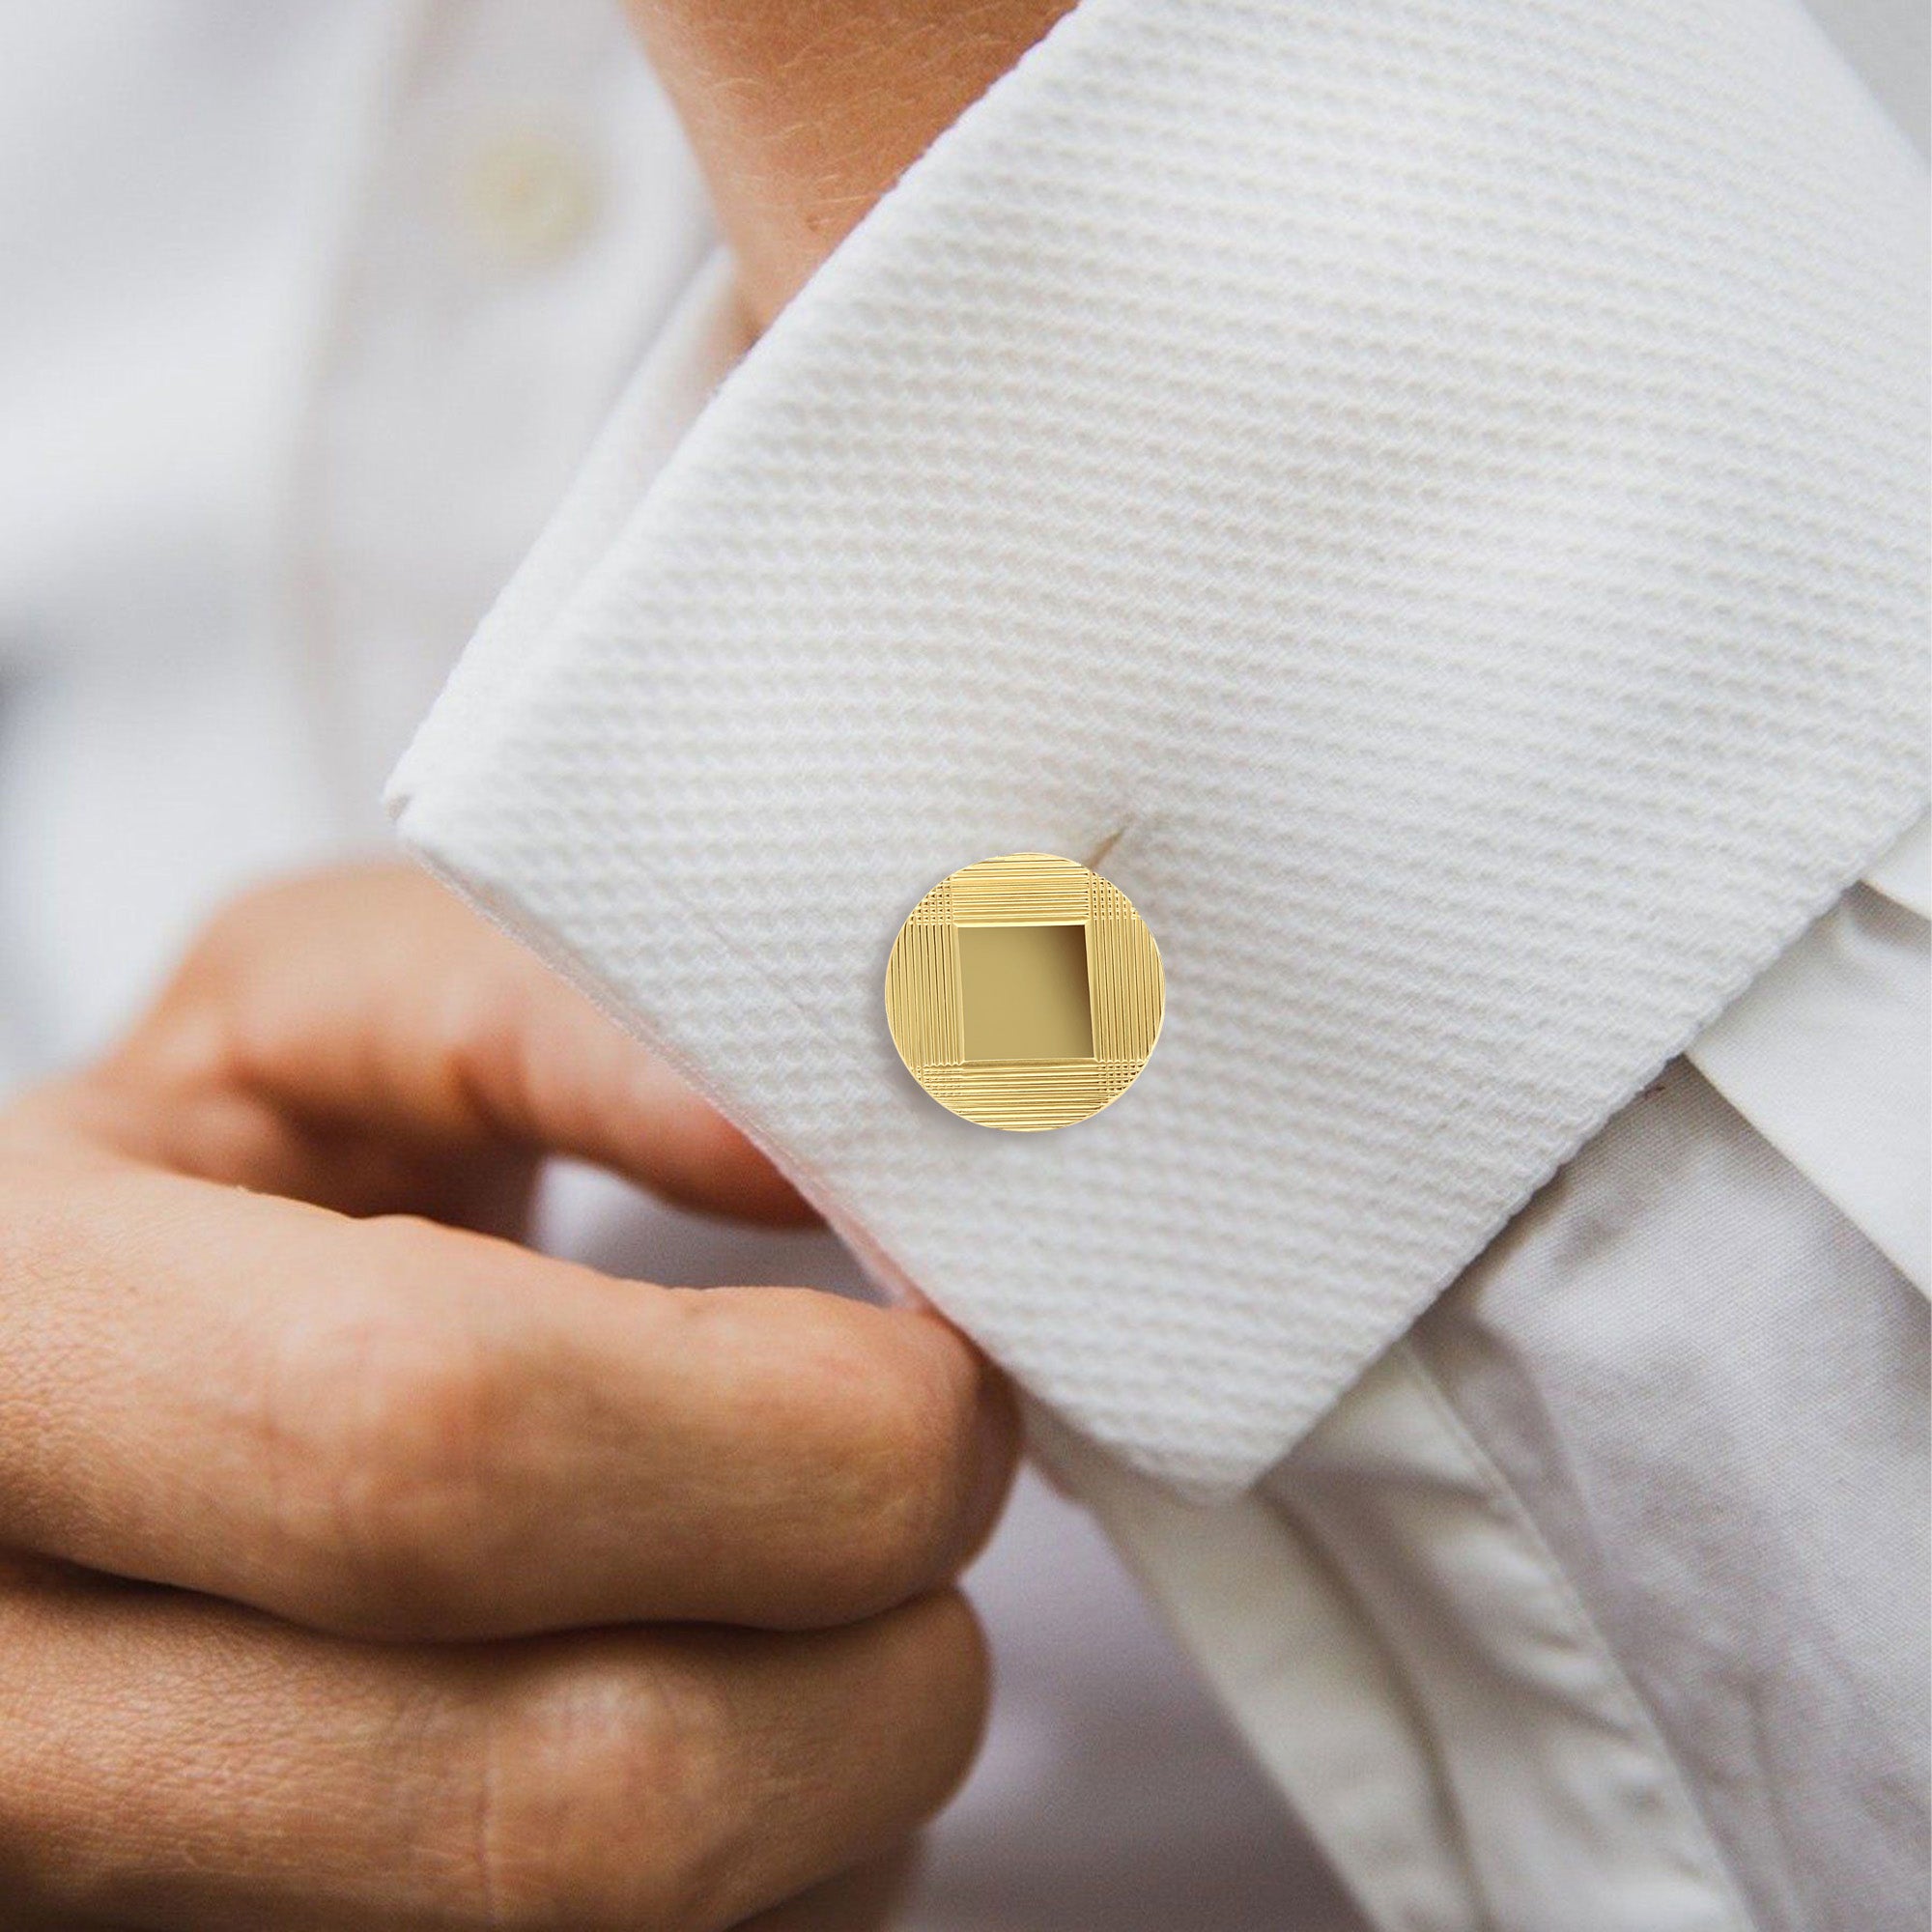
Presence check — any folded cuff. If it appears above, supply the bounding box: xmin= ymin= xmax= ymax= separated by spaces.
xmin=393 ymin=0 xmax=1928 ymax=1494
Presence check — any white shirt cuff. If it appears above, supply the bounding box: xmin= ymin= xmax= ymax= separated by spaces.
xmin=392 ymin=0 xmax=1928 ymax=1493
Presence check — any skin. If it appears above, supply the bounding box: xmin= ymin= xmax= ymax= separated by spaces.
xmin=9 ymin=7 xmax=1069 ymax=1922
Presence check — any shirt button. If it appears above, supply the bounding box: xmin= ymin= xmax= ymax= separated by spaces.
xmin=460 ymin=125 xmax=601 ymax=270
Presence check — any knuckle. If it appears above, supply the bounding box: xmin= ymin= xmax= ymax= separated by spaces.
xmin=416 ymin=964 xmax=565 ymax=1151
xmin=264 ymin=1245 xmax=511 ymax=1634
xmin=812 ymin=1322 xmax=991 ymax=1613
xmin=458 ymin=1657 xmax=725 ymax=1932
xmin=422 ymin=967 xmax=526 ymax=1088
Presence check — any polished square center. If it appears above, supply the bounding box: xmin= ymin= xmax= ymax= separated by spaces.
xmin=956 ymin=923 xmax=1094 ymax=1063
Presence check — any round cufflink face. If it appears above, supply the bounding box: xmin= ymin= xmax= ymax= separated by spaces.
xmin=884 ymin=853 xmax=1164 ymax=1131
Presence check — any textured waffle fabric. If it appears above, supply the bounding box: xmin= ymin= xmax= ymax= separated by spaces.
xmin=393 ymin=0 xmax=1929 ymax=1494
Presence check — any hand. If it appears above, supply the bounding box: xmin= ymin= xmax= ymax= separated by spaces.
xmin=0 ymin=866 xmax=1015 ymax=1930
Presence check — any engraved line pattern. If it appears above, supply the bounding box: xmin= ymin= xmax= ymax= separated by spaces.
xmin=923 ymin=1060 xmax=1113 ymax=1131
xmin=1087 ymin=875 xmax=1164 ymax=1066
xmin=885 ymin=879 xmax=961 ymax=1069
xmin=948 ymin=852 xmax=1089 ymax=924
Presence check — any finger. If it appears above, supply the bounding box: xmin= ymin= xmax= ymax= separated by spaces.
xmin=97 ymin=864 xmax=811 ymax=1227
xmin=0 ymin=1156 xmax=1015 ymax=1639
xmin=0 ymin=1556 xmax=986 ymax=1932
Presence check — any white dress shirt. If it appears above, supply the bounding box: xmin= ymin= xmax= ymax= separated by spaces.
xmin=5 ymin=4 xmax=1926 ymax=1929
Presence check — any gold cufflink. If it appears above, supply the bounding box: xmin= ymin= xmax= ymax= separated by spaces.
xmin=884 ymin=853 xmax=1164 ymax=1131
